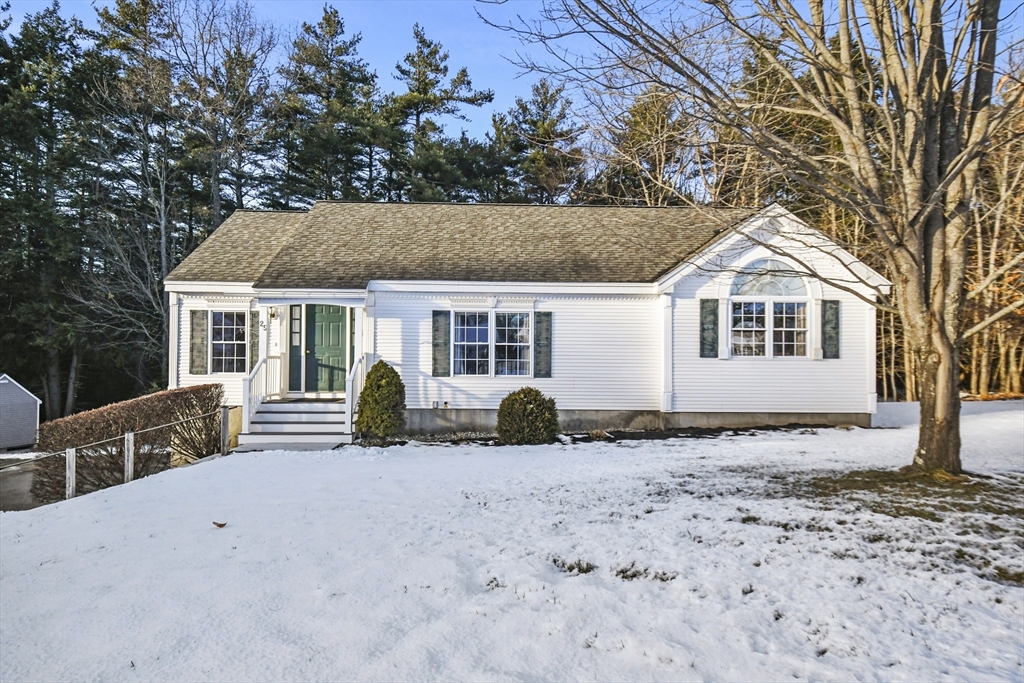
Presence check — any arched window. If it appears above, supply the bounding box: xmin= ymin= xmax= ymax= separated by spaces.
xmin=730 ymin=259 xmax=808 ymax=358
xmin=730 ymin=259 xmax=807 ymax=296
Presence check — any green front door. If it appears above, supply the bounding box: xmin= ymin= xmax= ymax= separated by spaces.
xmin=305 ymin=305 xmax=347 ymax=392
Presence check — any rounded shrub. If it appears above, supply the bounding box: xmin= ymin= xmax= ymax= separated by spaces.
xmin=355 ymin=360 xmax=406 ymax=440
xmin=496 ymin=387 xmax=559 ymax=445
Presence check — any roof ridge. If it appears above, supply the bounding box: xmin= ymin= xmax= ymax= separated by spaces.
xmin=234 ymin=208 xmax=309 ymax=214
xmin=310 ymin=200 xmax=763 ymax=211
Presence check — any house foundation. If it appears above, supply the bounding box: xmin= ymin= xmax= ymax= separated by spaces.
xmin=402 ymin=409 xmax=871 ymax=435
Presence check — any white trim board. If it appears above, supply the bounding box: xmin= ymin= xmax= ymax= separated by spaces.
xmin=0 ymin=374 xmax=42 ymax=405
xmin=164 ymin=281 xmax=257 ymax=295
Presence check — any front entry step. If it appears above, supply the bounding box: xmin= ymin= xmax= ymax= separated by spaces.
xmin=250 ymin=421 xmax=348 ymax=434
xmin=238 ymin=399 xmax=352 ymax=451
xmin=252 ymin=411 xmax=345 ymax=425
xmin=235 ymin=432 xmax=352 ymax=451
xmin=256 ymin=400 xmax=345 ymax=413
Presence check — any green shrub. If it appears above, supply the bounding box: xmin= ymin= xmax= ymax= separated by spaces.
xmin=355 ymin=360 xmax=406 ymax=440
xmin=496 ymin=387 xmax=559 ymax=445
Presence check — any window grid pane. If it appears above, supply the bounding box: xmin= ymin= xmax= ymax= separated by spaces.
xmin=495 ymin=313 xmax=530 ymax=376
xmin=731 ymin=302 xmax=766 ymax=356
xmin=211 ymin=311 xmax=247 ymax=372
xmin=454 ymin=312 xmax=489 ymax=375
xmin=773 ymin=302 xmax=807 ymax=356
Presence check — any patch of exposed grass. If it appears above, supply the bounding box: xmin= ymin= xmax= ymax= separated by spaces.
xmin=614 ymin=562 xmax=648 ymax=581
xmin=552 ymin=556 xmax=597 ymax=575
xmin=779 ymin=468 xmax=1023 ymax=521
xmin=773 ymin=469 xmax=1024 ymax=585
xmin=651 ymin=464 xmax=1024 ymax=586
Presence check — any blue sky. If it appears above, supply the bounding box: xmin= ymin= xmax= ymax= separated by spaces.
xmin=7 ymin=0 xmax=548 ymax=139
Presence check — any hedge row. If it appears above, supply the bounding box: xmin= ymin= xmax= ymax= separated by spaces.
xmin=32 ymin=384 xmax=224 ymax=503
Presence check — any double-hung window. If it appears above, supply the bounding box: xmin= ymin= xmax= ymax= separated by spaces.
xmin=495 ymin=313 xmax=531 ymax=376
xmin=730 ymin=259 xmax=808 ymax=358
xmin=452 ymin=311 xmax=533 ymax=376
xmin=211 ymin=311 xmax=247 ymax=372
xmin=731 ymin=302 xmax=766 ymax=356
xmin=772 ymin=302 xmax=807 ymax=356
xmin=454 ymin=312 xmax=489 ymax=375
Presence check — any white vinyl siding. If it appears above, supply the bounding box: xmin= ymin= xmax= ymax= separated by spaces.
xmin=373 ymin=293 xmax=662 ymax=411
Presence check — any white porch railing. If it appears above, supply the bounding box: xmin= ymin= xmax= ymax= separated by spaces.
xmin=345 ymin=354 xmax=368 ymax=432
xmin=241 ymin=355 xmax=282 ymax=434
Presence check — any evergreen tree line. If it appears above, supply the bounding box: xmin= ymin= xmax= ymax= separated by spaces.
xmin=1 ymin=0 xmax=586 ymax=418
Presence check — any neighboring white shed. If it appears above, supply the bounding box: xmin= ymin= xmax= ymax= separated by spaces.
xmin=0 ymin=374 xmax=42 ymax=450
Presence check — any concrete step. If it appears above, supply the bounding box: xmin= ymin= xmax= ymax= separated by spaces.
xmin=258 ymin=401 xmax=345 ymax=413
xmin=252 ymin=411 xmax=347 ymax=424
xmin=235 ymin=432 xmax=352 ymax=451
xmin=250 ymin=421 xmax=348 ymax=434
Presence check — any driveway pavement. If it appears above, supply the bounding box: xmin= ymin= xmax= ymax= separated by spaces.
xmin=0 ymin=460 xmax=40 ymax=511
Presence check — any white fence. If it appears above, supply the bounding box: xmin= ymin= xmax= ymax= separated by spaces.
xmin=0 ymin=407 xmax=231 ymax=502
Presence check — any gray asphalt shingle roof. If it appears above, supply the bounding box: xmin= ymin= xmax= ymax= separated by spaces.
xmin=165 ymin=202 xmax=757 ymax=288
xmin=165 ymin=210 xmax=307 ymax=284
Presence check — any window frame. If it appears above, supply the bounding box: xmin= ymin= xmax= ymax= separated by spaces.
xmin=494 ymin=311 xmax=532 ymax=377
xmin=728 ymin=296 xmax=811 ymax=359
xmin=209 ymin=309 xmax=249 ymax=374
xmin=771 ymin=300 xmax=809 ymax=358
xmin=729 ymin=299 xmax=768 ymax=357
xmin=450 ymin=309 xmax=534 ymax=378
xmin=452 ymin=310 xmax=492 ymax=377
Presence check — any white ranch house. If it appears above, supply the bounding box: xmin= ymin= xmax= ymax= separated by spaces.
xmin=164 ymin=202 xmax=889 ymax=450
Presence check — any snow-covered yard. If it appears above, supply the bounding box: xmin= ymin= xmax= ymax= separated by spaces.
xmin=1 ymin=403 xmax=1022 ymax=682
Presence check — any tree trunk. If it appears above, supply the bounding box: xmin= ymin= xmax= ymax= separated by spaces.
xmin=235 ymin=149 xmax=244 ymax=209
xmin=161 ymin=291 xmax=170 ymax=389
xmin=45 ymin=353 xmax=62 ymax=422
xmin=912 ymin=333 xmax=963 ymax=473
xmin=903 ymin=334 xmax=917 ymax=401
xmin=1009 ymin=337 xmax=1022 ymax=394
xmin=63 ymin=347 xmax=79 ymax=417
xmin=979 ymin=329 xmax=991 ymax=395
xmin=211 ymin=150 xmax=222 ymax=229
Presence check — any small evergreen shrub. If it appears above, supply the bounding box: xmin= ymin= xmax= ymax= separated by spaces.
xmin=355 ymin=360 xmax=406 ymax=440
xmin=496 ymin=387 xmax=559 ymax=445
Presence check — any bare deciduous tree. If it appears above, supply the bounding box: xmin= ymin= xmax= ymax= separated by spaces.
xmin=501 ymin=0 xmax=1024 ymax=473
xmin=167 ymin=0 xmax=276 ymax=227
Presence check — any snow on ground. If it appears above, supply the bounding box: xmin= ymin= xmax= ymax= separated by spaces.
xmin=1 ymin=403 xmax=1022 ymax=682
xmin=0 ymin=451 xmax=34 ymax=460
